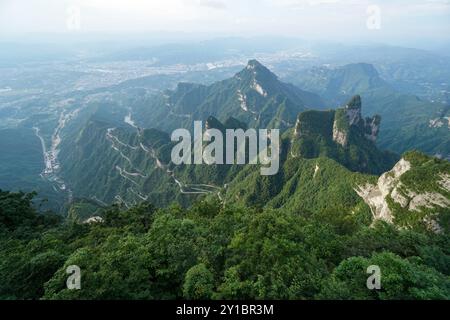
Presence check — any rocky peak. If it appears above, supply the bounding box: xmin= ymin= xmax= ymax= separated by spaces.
xmin=289 ymin=107 xmax=396 ymax=174
xmin=345 ymin=95 xmax=362 ymax=110
xmin=344 ymin=95 xmax=363 ymax=126
xmin=245 ymin=59 xmax=273 ymax=74
xmin=235 ymin=60 xmax=278 ymax=84
xmin=332 ymin=95 xmax=380 ymax=146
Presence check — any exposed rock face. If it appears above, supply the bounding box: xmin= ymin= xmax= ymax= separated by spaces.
xmin=407 ymin=192 xmax=450 ymax=211
xmin=429 ymin=118 xmax=444 ymax=128
xmin=429 ymin=117 xmax=450 ymax=129
xmin=293 ymin=117 xmax=301 ymax=138
xmin=237 ymin=90 xmax=248 ymax=111
xmin=290 ymin=104 xmax=395 ymax=175
xmin=313 ymin=163 xmax=320 ymax=178
xmin=364 ymin=115 xmax=381 ymax=142
xmin=355 ymin=158 xmax=411 ymax=223
xmin=83 ymin=216 xmax=104 ymax=224
xmin=331 ymin=95 xmax=381 ymax=147
xmin=356 ymin=157 xmax=450 ymax=232
xmin=332 ymin=120 xmax=348 ymax=146
xmin=440 ymin=173 xmax=450 ymax=191
xmin=345 ymin=95 xmax=362 ymax=125
xmin=252 ymin=79 xmax=268 ymax=97
xmin=346 ymin=94 xmax=362 ymax=109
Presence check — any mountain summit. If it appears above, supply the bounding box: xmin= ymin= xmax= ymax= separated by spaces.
xmin=346 ymin=94 xmax=362 ymax=109
xmin=235 ymin=59 xmax=279 ymax=86
xmin=334 ymin=95 xmax=380 ymax=144
xmin=134 ymin=60 xmax=325 ymax=131
xmin=291 ymin=95 xmax=396 ymax=174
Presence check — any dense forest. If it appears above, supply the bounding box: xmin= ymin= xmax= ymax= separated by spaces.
xmin=1 ymin=189 xmax=449 ymax=300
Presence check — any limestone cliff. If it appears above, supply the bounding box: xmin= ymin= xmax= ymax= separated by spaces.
xmin=356 ymin=152 xmax=450 ymax=233
xmin=332 ymin=95 xmax=380 ymax=147
xmin=291 ymin=97 xmax=397 ymax=174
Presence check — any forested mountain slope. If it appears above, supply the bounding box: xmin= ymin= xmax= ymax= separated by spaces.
xmin=58 ymin=93 xmax=396 ymax=211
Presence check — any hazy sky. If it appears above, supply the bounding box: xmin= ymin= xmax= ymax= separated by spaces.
xmin=1 ymin=0 xmax=449 ymax=44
